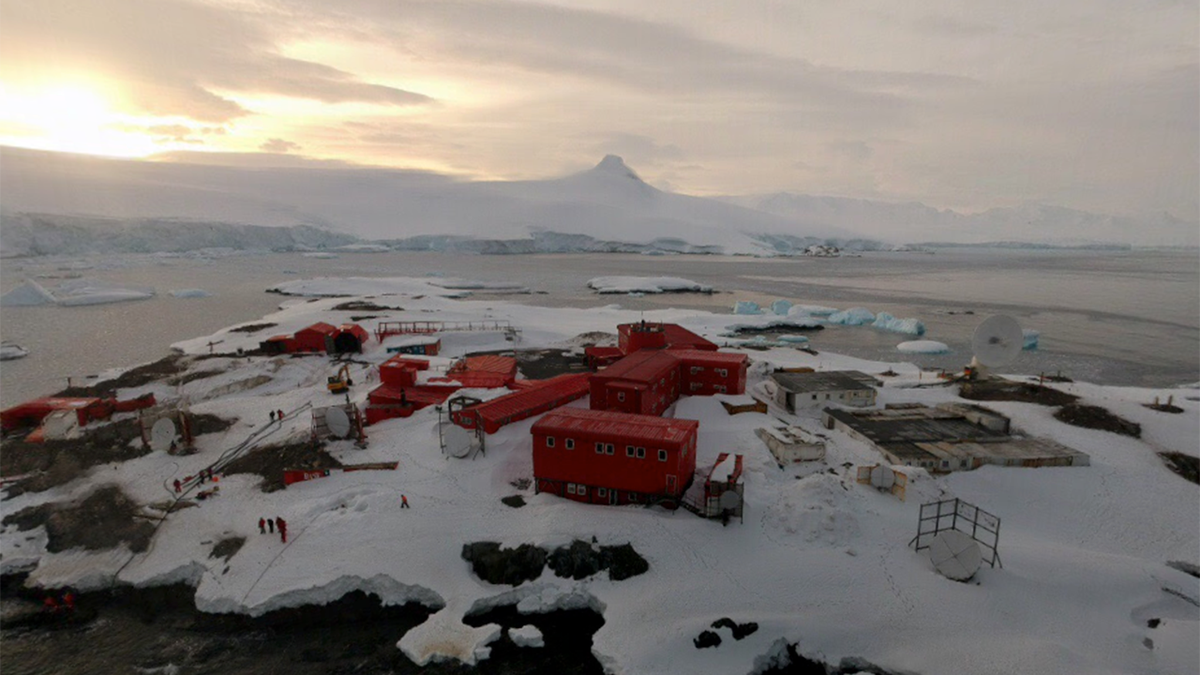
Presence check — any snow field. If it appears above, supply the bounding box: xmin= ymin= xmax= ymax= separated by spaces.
xmin=2 ymin=278 xmax=1196 ymax=675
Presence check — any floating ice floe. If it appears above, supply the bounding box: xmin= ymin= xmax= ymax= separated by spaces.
xmin=777 ymin=334 xmax=810 ymax=344
xmin=0 ymin=342 xmax=29 ymax=360
xmin=169 ymin=289 xmax=213 ymax=298
xmin=826 ymin=307 xmax=875 ymax=325
xmin=733 ymin=300 xmax=764 ymax=315
xmin=587 ymin=276 xmax=712 ymax=294
xmin=0 ymin=280 xmax=57 ymax=306
xmin=897 ymin=340 xmax=950 ymax=354
xmin=55 ymin=280 xmax=155 ymax=306
xmin=872 ymin=312 xmax=926 ymax=336
xmin=302 ymin=252 xmax=339 ymax=259
xmin=333 ymin=244 xmax=391 ymax=253
xmin=1023 ymin=329 xmax=1040 ymax=350
xmin=770 ymin=299 xmax=792 ymax=315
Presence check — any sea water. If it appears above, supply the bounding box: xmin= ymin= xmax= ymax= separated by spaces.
xmin=1 ymin=248 xmax=1196 ymax=407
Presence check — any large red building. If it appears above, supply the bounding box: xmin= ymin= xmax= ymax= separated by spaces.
xmin=588 ymin=349 xmax=748 ymax=415
xmin=532 ymin=407 xmax=698 ymax=505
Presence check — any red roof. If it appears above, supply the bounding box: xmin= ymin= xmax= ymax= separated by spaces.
xmin=661 ymin=324 xmax=717 ymax=351
xmin=471 ymin=374 xmax=590 ymax=426
xmin=297 ymin=322 xmax=339 ymax=336
xmin=367 ymin=384 xmax=454 ymax=406
xmin=591 ymin=350 xmax=678 ymax=384
xmin=670 ymin=349 xmax=748 ymax=366
xmin=445 ymin=355 xmax=518 ymax=388
xmin=532 ymin=407 xmax=698 ymax=444
xmin=338 ymin=323 xmax=369 ymax=340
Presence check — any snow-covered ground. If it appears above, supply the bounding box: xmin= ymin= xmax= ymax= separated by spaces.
xmin=2 ymin=276 xmax=1197 ymax=675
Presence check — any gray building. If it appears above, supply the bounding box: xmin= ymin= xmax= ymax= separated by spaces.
xmin=771 ymin=370 xmax=878 ymax=413
xmin=823 ymin=403 xmax=1089 ymax=472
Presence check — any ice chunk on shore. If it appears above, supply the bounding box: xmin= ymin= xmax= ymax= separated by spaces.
xmin=873 ymin=312 xmax=926 ymax=336
xmin=827 ymin=307 xmax=874 ymax=325
xmin=770 ymin=299 xmax=792 ymax=315
xmin=169 ymin=289 xmax=212 ymax=298
xmin=509 ymin=625 xmax=544 ymax=648
xmin=0 ymin=343 xmax=29 ymax=360
xmin=733 ymin=301 xmax=763 ymax=315
xmin=398 ymin=608 xmax=502 ymax=666
xmin=587 ymin=276 xmax=712 ymax=294
xmin=897 ymin=340 xmax=950 ymax=354
xmin=0 ymin=280 xmax=57 ymax=306
xmin=1023 ymin=329 xmax=1040 ymax=350
xmin=789 ymin=304 xmax=838 ymax=317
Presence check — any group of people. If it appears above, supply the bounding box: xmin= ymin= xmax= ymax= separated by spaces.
xmin=268 ymin=409 xmax=285 ymax=423
xmin=173 ymin=467 xmax=218 ymax=494
xmin=43 ymin=590 xmax=75 ymax=613
xmin=259 ymin=516 xmax=289 ymax=542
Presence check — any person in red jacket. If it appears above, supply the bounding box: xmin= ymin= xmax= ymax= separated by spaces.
xmin=258 ymin=517 xmax=266 ymax=534
xmin=173 ymin=479 xmax=182 ymax=493
xmin=276 ymin=517 xmax=287 ymax=543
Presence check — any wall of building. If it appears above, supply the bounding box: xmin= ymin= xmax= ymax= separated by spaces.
xmin=532 ymin=427 xmax=697 ymax=499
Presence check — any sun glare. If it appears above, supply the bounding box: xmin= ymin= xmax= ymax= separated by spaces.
xmin=0 ymin=83 xmax=160 ymax=158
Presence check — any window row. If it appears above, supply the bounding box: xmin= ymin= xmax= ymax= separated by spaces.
xmin=544 ymin=437 xmax=669 ymax=462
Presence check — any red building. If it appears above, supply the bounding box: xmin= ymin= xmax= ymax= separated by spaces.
xmin=532 ymin=408 xmax=698 ymax=505
xmin=439 ymin=355 xmax=518 ymax=389
xmin=674 ymin=350 xmax=748 ymax=396
xmin=453 ymin=373 xmax=590 ymax=434
xmin=1 ymin=394 xmax=156 ymax=434
xmin=588 ymin=350 xmax=680 ymax=416
xmin=617 ymin=322 xmax=717 ymax=353
xmin=293 ymin=322 xmax=340 ymax=352
xmin=333 ymin=323 xmax=370 ymax=354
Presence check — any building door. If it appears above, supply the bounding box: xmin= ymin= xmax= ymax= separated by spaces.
xmin=665 ymin=474 xmax=677 ymax=495
xmin=609 ymin=489 xmax=618 ymax=505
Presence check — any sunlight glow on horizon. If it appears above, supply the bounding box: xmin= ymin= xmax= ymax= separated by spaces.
xmin=0 ymin=83 xmax=165 ymax=158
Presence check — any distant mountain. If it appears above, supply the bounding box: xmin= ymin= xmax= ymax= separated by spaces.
xmin=719 ymin=192 xmax=1198 ymax=247
xmin=0 ymin=148 xmax=852 ymax=256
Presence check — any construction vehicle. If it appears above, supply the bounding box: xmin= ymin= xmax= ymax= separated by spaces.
xmin=327 ymin=364 xmax=353 ymax=393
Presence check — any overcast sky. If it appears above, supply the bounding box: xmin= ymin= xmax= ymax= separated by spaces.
xmin=1 ymin=0 xmax=1196 ymax=218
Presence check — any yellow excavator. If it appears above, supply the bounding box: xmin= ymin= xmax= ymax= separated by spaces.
xmin=327 ymin=364 xmax=354 ymax=393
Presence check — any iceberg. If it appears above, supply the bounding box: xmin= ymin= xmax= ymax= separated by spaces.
xmin=826 ymin=307 xmax=874 ymax=325
xmin=733 ymin=301 xmax=764 ymax=315
xmin=872 ymin=312 xmax=926 ymax=336
xmin=897 ymin=340 xmax=950 ymax=354
xmin=777 ymin=334 xmax=810 ymax=344
xmin=0 ymin=342 xmax=29 ymax=360
xmin=1023 ymin=329 xmax=1040 ymax=350
xmin=55 ymin=280 xmax=154 ymax=306
xmin=770 ymin=299 xmax=792 ymax=315
xmin=169 ymin=289 xmax=213 ymax=298
xmin=587 ymin=276 xmax=712 ymax=294
xmin=0 ymin=280 xmax=57 ymax=306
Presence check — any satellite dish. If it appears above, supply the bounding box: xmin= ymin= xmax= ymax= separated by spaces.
xmin=718 ymin=490 xmax=741 ymax=511
xmin=444 ymin=424 xmax=474 ymax=458
xmin=150 ymin=418 xmax=177 ymax=452
xmin=870 ymin=464 xmax=896 ymax=489
xmin=971 ymin=315 xmax=1023 ymax=368
xmin=325 ymin=407 xmax=352 ymax=438
xmin=928 ymin=530 xmax=983 ymax=581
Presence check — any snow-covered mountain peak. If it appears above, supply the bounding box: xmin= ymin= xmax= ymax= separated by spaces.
xmin=591 ymin=154 xmax=642 ymax=182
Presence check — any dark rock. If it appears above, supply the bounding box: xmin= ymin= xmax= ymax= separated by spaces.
xmin=549 ymin=540 xmax=603 ymax=580
xmin=501 ymin=495 xmax=526 ymax=508
xmin=694 ymin=630 xmax=721 ymax=649
xmin=461 ymin=542 xmax=546 ymax=586
xmin=1147 ymin=618 xmax=1161 ymax=628
xmin=712 ymin=617 xmax=758 ymax=640
xmin=602 ymin=543 xmax=649 ymax=581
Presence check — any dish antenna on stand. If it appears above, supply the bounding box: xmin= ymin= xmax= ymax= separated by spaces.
xmin=966 ymin=315 xmax=1023 ymax=380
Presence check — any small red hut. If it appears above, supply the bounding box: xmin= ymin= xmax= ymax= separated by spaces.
xmin=293 ymin=322 xmax=339 ymax=352
xmin=532 ymin=407 xmax=698 ymax=505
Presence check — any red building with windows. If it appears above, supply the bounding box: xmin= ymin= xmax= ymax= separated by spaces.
xmin=532 ymin=407 xmax=698 ymax=505
xmin=588 ymin=349 xmax=748 ymax=415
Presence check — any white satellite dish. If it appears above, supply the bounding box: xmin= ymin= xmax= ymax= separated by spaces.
xmin=718 ymin=490 xmax=741 ymax=511
xmin=971 ymin=315 xmax=1023 ymax=368
xmin=149 ymin=418 xmax=178 ymax=452
xmin=325 ymin=407 xmax=352 ymax=438
xmin=443 ymin=424 xmax=474 ymax=458
xmin=928 ymin=530 xmax=983 ymax=581
xmin=870 ymin=464 xmax=896 ymax=490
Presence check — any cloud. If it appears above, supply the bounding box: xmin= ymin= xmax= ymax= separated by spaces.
xmin=259 ymin=138 xmax=301 ymax=153
xmin=0 ymin=0 xmax=433 ymax=123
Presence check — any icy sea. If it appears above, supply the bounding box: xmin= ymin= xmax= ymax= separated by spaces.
xmin=2 ymin=248 xmax=1197 ymax=407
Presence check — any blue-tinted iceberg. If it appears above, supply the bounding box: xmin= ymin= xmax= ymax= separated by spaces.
xmin=770 ymin=300 xmax=792 ymax=315
xmin=1023 ymin=329 xmax=1040 ymax=350
xmin=873 ymin=312 xmax=926 ymax=336
xmin=897 ymin=340 xmax=950 ymax=354
xmin=734 ymin=301 xmax=764 ymax=315
xmin=827 ymin=307 xmax=875 ymax=325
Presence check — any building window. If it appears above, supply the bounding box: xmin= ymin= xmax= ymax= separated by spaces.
xmin=606 ymin=444 xmax=615 ymax=455
xmin=717 ymin=368 xmax=727 ymax=377
xmin=596 ymin=442 xmax=604 ymax=453
xmin=628 ymin=492 xmax=639 ymax=503
xmin=598 ymin=487 xmax=607 ymax=497
xmin=617 ymin=392 xmax=626 ymax=402
xmin=578 ymin=485 xmax=587 ymax=497
xmin=567 ymin=483 xmax=577 ymax=494
xmin=691 ymin=382 xmax=701 ymax=391
xmin=637 ymin=447 xmax=646 ymax=458
xmin=546 ymin=436 xmax=555 ymax=448
xmin=690 ymin=366 xmax=702 ymax=374
xmin=960 ymin=459 xmax=969 ymax=468
xmin=565 ymin=438 xmax=574 ymax=450
xmin=626 ymin=445 xmax=635 ymax=457
xmin=658 ymin=449 xmax=668 ymax=462
xmin=716 ymin=385 xmax=725 ymax=393
xmin=940 ymin=460 xmax=949 ymax=469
